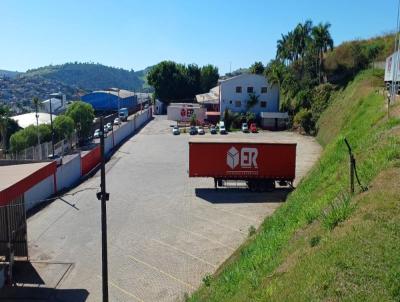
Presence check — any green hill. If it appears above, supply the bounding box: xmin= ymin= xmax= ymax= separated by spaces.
xmin=24 ymin=62 xmax=150 ymax=91
xmin=0 ymin=69 xmax=20 ymax=78
xmin=189 ymin=70 xmax=400 ymax=301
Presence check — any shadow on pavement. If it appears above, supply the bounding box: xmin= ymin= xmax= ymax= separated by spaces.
xmin=0 ymin=287 xmax=89 ymax=302
xmin=195 ymin=187 xmax=292 ymax=204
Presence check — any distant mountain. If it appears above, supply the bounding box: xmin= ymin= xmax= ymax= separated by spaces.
xmin=0 ymin=75 xmax=80 ymax=106
xmin=0 ymin=63 xmax=153 ymax=108
xmin=0 ymin=69 xmax=20 ymax=78
xmin=24 ymin=62 xmax=152 ymax=92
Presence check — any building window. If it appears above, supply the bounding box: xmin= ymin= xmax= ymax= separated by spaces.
xmin=247 ymin=86 xmax=254 ymax=93
xmin=260 ymin=101 xmax=267 ymax=108
xmin=236 ymin=86 xmax=242 ymax=93
xmin=235 ymin=101 xmax=241 ymax=107
xmin=229 ymin=100 xmax=233 ymax=104
xmin=261 ymin=86 xmax=268 ymax=93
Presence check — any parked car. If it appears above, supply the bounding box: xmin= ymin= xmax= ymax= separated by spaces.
xmin=197 ymin=126 xmax=205 ymax=135
xmin=172 ymin=126 xmax=180 ymax=135
xmin=189 ymin=126 xmax=198 ymax=135
xmin=103 ymin=125 xmax=109 ymax=134
xmin=219 ymin=121 xmax=227 ymax=134
xmin=114 ymin=118 xmax=121 ymax=125
xmin=94 ymin=129 xmax=101 ymax=138
xmin=250 ymin=123 xmax=257 ymax=133
xmin=210 ymin=126 xmax=217 ymax=134
xmin=106 ymin=122 xmax=113 ymax=131
xmin=241 ymin=122 xmax=249 ymax=133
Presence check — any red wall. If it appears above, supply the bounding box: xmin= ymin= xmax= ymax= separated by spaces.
xmin=81 ymin=146 xmax=101 ymax=176
xmin=189 ymin=142 xmax=296 ymax=180
xmin=0 ymin=162 xmax=56 ymax=206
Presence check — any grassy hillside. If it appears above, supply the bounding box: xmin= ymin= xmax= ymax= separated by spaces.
xmin=189 ymin=70 xmax=400 ymax=301
xmin=24 ymin=62 xmax=150 ymax=91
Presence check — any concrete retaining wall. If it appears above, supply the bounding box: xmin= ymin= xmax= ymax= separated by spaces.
xmin=20 ymin=108 xmax=152 ymax=210
xmin=24 ymin=175 xmax=55 ymax=211
xmin=56 ymin=154 xmax=81 ymax=191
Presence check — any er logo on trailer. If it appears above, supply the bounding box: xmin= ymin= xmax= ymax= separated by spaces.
xmin=180 ymin=108 xmax=186 ymax=117
xmin=227 ymin=146 xmax=258 ymax=169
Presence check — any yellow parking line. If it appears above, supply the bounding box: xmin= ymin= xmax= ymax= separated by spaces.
xmin=96 ymin=275 xmax=144 ymax=302
xmin=127 ymin=255 xmax=195 ymax=290
xmin=171 ymin=225 xmax=235 ymax=251
xmin=191 ymin=214 xmax=247 ymax=235
xmin=151 ymin=238 xmax=217 ymax=268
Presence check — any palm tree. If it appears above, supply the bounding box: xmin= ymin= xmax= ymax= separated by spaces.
xmin=265 ymin=60 xmax=286 ymax=110
xmin=0 ymin=106 xmax=10 ymax=151
xmin=312 ymin=22 xmax=334 ymax=83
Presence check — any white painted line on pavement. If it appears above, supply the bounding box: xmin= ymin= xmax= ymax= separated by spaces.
xmin=151 ymin=238 xmax=217 ymax=268
xmin=96 ymin=275 xmax=144 ymax=302
xmin=171 ymin=225 xmax=235 ymax=251
xmin=127 ymin=255 xmax=195 ymax=290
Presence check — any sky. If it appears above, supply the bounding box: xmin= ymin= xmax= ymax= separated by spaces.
xmin=0 ymin=0 xmax=398 ymax=75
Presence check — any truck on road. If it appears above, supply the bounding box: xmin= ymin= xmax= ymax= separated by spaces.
xmin=119 ymin=108 xmax=129 ymax=121
xmin=189 ymin=137 xmax=296 ymax=191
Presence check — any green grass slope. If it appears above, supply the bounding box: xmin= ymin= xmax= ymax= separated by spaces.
xmin=189 ymin=70 xmax=400 ymax=301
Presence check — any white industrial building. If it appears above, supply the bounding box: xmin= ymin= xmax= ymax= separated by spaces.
xmin=41 ymin=93 xmax=67 ymax=114
xmin=11 ymin=112 xmax=57 ymax=129
xmin=167 ymin=103 xmax=206 ymax=123
xmin=196 ymin=73 xmax=288 ymax=129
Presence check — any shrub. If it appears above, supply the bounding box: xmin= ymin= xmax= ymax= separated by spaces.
xmin=322 ymin=193 xmax=355 ymax=230
xmin=248 ymin=225 xmax=256 ymax=237
xmin=203 ymin=274 xmax=212 ymax=287
xmin=293 ymin=109 xmax=315 ymax=134
xmin=309 ymin=235 xmax=321 ymax=247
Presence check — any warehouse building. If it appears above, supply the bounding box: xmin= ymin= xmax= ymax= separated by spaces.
xmin=196 ymin=74 xmax=288 ymax=129
xmin=11 ymin=112 xmax=57 ymax=129
xmin=81 ymin=88 xmax=138 ymax=112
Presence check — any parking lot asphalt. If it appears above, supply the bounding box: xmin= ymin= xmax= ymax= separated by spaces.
xmin=26 ymin=115 xmax=322 ymax=302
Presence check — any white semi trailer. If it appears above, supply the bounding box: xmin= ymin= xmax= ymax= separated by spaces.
xmin=167 ymin=103 xmax=206 ymax=123
xmin=385 ymin=51 xmax=400 ymax=90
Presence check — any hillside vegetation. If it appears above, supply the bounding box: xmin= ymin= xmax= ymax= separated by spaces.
xmin=189 ymin=70 xmax=400 ymax=301
xmin=25 ymin=62 xmax=149 ymax=91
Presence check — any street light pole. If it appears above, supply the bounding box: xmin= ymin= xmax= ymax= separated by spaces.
xmin=97 ymin=116 xmax=109 ymax=302
xmin=49 ymin=98 xmax=55 ymax=158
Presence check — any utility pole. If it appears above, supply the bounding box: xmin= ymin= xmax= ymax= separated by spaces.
xmin=49 ymin=98 xmax=55 ymax=158
xmin=97 ymin=116 xmax=109 ymax=302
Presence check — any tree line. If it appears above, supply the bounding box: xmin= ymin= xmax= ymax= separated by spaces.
xmin=0 ymin=101 xmax=95 ymax=154
xmin=245 ymin=20 xmax=389 ymax=135
xmin=147 ymin=61 xmax=219 ymax=104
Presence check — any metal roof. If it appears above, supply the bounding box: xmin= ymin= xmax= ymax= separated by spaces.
xmin=11 ymin=112 xmax=57 ymax=129
xmin=92 ymin=89 xmax=135 ymax=99
xmin=195 ymin=86 xmax=219 ymax=104
xmin=189 ymin=137 xmax=297 ymax=145
xmin=0 ymin=162 xmax=56 ymax=206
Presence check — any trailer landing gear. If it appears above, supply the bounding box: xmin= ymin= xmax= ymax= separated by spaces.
xmin=247 ymin=180 xmax=275 ymax=192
